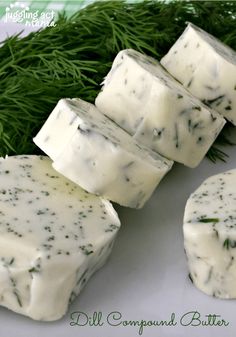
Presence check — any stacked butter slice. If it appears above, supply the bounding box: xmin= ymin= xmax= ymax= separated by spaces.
xmin=161 ymin=23 xmax=236 ymax=125
xmin=95 ymin=48 xmax=225 ymax=168
xmin=33 ymin=98 xmax=173 ymax=208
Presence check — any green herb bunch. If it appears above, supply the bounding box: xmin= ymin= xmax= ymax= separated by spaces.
xmin=0 ymin=0 xmax=235 ymax=158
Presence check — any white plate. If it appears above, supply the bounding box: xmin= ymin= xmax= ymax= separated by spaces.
xmin=1 ymin=22 xmax=236 ymax=337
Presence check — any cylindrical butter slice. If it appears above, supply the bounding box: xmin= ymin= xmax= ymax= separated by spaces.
xmin=184 ymin=169 xmax=236 ymax=299
xmin=0 ymin=155 xmax=120 ymax=320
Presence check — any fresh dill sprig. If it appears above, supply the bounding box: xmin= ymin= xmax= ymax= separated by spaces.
xmin=206 ymin=123 xmax=236 ymax=162
xmin=206 ymin=146 xmax=229 ymax=164
xmin=0 ymin=0 xmax=235 ymax=158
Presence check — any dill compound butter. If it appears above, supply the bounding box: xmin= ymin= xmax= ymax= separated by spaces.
xmin=161 ymin=23 xmax=236 ymax=125
xmin=34 ymin=98 xmax=173 ymax=208
xmin=184 ymin=169 xmax=236 ymax=299
xmin=0 ymin=155 xmax=120 ymax=320
xmin=95 ymin=49 xmax=225 ymax=168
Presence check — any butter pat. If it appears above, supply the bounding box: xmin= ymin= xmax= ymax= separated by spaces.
xmin=0 ymin=155 xmax=120 ymax=320
xmin=161 ymin=23 xmax=236 ymax=125
xmin=34 ymin=98 xmax=173 ymax=208
xmin=95 ymin=49 xmax=225 ymax=168
xmin=184 ymin=169 xmax=236 ymax=299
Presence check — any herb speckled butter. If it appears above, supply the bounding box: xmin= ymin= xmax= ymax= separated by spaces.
xmin=34 ymin=98 xmax=173 ymax=208
xmin=161 ymin=23 xmax=236 ymax=125
xmin=0 ymin=155 xmax=120 ymax=320
xmin=184 ymin=169 xmax=236 ymax=299
xmin=95 ymin=49 xmax=225 ymax=168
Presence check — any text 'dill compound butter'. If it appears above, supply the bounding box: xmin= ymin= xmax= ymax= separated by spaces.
xmin=69 ymin=310 xmax=229 ymax=335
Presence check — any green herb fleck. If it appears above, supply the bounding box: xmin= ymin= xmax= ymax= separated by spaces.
xmin=28 ymin=267 xmax=40 ymax=273
xmin=199 ymin=218 xmax=219 ymax=223
xmin=79 ymin=244 xmax=94 ymax=256
xmin=13 ymin=290 xmax=22 ymax=307
xmin=223 ymin=238 xmax=236 ymax=249
xmin=9 ymin=258 xmax=14 ymax=265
